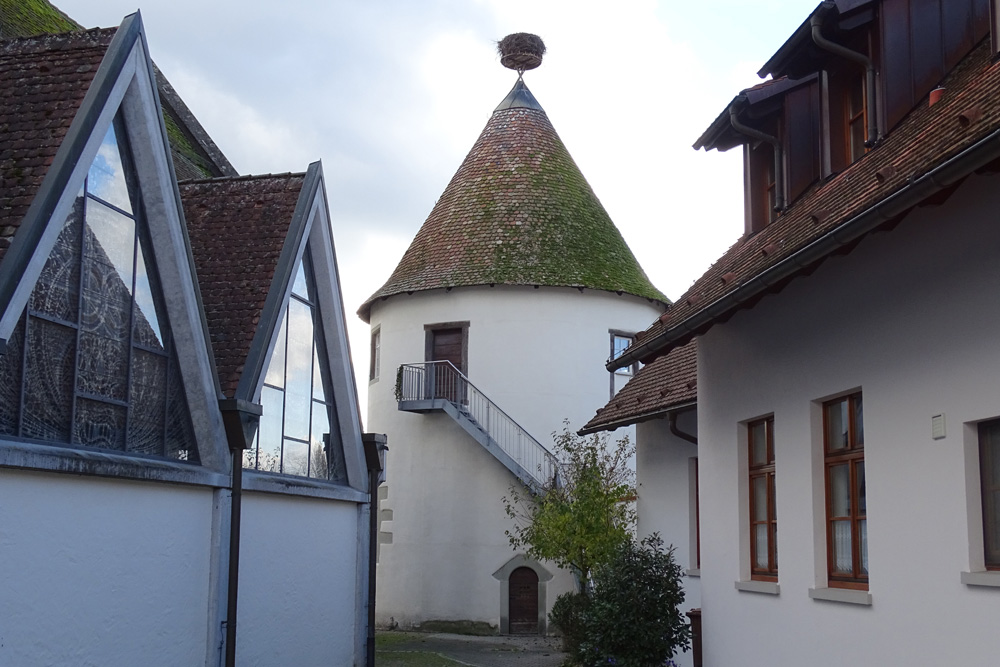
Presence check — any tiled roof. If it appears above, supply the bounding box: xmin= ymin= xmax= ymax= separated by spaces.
xmin=0 ymin=27 xmax=113 ymax=264
xmin=0 ymin=0 xmax=80 ymax=37
xmin=358 ymin=79 xmax=666 ymax=321
xmin=181 ymin=173 xmax=304 ymax=398
xmin=629 ymin=38 xmax=1000 ymax=365
xmin=581 ymin=340 xmax=697 ymax=434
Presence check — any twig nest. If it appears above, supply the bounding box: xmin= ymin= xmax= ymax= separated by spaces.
xmin=497 ymin=33 xmax=546 ymax=72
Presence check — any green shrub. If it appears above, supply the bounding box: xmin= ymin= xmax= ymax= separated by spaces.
xmin=549 ymin=591 xmax=590 ymax=661
xmin=579 ymin=534 xmax=690 ymax=667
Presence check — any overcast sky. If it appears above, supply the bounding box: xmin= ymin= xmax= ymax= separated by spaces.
xmin=56 ymin=0 xmax=813 ymax=415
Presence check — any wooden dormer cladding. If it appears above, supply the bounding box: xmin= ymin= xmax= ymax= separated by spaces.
xmin=880 ymin=0 xmax=989 ymax=132
xmin=784 ymin=80 xmax=822 ymax=202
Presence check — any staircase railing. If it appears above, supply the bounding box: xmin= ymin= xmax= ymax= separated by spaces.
xmin=397 ymin=361 xmax=558 ymax=489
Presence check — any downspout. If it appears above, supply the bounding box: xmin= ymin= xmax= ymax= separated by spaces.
xmin=810 ymin=10 xmax=878 ymax=147
xmin=362 ymin=433 xmax=388 ymax=667
xmin=730 ymin=102 xmax=785 ymax=212
xmin=219 ymin=399 xmax=263 ymax=667
xmin=669 ymin=410 xmax=698 ymax=445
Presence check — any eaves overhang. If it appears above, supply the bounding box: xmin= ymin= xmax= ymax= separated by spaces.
xmin=577 ymin=399 xmax=697 ymax=436
xmin=610 ymin=121 xmax=1000 ymax=372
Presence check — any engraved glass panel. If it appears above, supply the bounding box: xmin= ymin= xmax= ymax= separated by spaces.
xmin=87 ymin=123 xmax=132 ymax=213
xmin=283 ymin=298 xmax=313 ymax=442
xmin=0 ymin=316 xmax=25 ymax=435
xmin=264 ymin=313 xmax=286 ymax=389
xmin=283 ymin=438 xmax=308 ymax=476
xmin=128 ymin=349 xmax=167 ymax=455
xmin=256 ymin=385 xmax=284 ymax=472
xmin=826 ymin=399 xmax=848 ymax=451
xmin=75 ymin=398 xmax=126 ymax=451
xmin=165 ymin=360 xmax=197 ymax=461
xmin=29 ymin=195 xmax=83 ymax=322
xmin=77 ymin=331 xmax=129 ymax=401
xmin=133 ymin=243 xmax=164 ymax=350
xmin=326 ymin=411 xmax=347 ymax=484
xmin=84 ymin=199 xmax=135 ymax=300
xmin=22 ymin=318 xmax=75 ymax=442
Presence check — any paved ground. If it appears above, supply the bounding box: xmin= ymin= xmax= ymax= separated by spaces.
xmin=383 ymin=632 xmax=566 ymax=667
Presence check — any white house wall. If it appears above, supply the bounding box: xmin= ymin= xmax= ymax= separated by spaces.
xmin=0 ymin=468 xmax=215 ymax=666
xmin=237 ymin=492 xmax=361 ymax=666
xmin=696 ymin=172 xmax=1000 ymax=666
xmin=369 ymin=285 xmax=660 ymax=628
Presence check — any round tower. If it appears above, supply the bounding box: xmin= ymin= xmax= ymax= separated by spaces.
xmin=360 ymin=36 xmax=667 ymax=634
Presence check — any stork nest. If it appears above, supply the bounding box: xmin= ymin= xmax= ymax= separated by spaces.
xmin=497 ymin=33 xmax=546 ymax=72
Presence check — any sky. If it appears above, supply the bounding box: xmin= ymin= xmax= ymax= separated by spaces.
xmin=55 ymin=0 xmax=815 ymax=417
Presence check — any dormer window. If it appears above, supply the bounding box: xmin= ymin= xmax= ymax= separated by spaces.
xmin=748 ymin=140 xmax=778 ymax=235
xmin=847 ymin=74 xmax=867 ymax=163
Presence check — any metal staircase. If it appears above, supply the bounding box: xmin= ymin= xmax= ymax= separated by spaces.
xmin=396 ymin=361 xmax=559 ymax=494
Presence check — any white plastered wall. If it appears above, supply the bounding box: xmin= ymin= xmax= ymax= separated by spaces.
xmin=369 ymin=285 xmax=662 ymax=629
xmin=696 ymin=172 xmax=1000 ymax=666
xmin=0 ymin=469 xmax=215 ymax=666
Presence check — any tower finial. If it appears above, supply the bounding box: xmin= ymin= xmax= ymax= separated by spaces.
xmin=497 ymin=33 xmax=546 ymax=75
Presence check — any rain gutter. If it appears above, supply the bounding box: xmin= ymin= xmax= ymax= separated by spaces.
xmin=729 ymin=101 xmax=785 ymax=211
xmin=578 ymin=400 xmax=697 ymax=436
xmin=608 ymin=124 xmax=1000 ymax=371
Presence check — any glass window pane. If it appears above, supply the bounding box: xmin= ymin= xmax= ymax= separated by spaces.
xmin=0 ymin=315 xmax=24 ymax=436
xmin=74 ymin=398 xmax=127 ymax=451
xmin=852 ymin=395 xmax=864 ymax=447
xmin=77 ymin=331 xmax=129 ymax=401
xmin=753 ymin=475 xmax=768 ymax=521
xmin=859 ymin=519 xmax=868 ymax=575
xmin=309 ymin=401 xmax=330 ymax=480
xmin=164 ymin=360 xmax=198 ymax=462
xmin=282 ymin=438 xmax=308 ymax=477
xmin=750 ymin=421 xmax=767 ymax=465
xmin=84 ymin=199 xmax=135 ymax=302
xmin=832 ymin=520 xmax=853 ymax=573
xmin=264 ymin=311 xmax=287 ymax=389
xmin=291 ymin=260 xmax=309 ymax=300
xmin=127 ymin=349 xmax=167 ymax=455
xmin=755 ymin=525 xmax=769 ymax=568
xmin=830 ymin=464 xmax=850 ymax=517
xmin=22 ymin=317 xmax=76 ymax=443
xmin=826 ymin=399 xmax=848 ymax=450
xmin=856 ymin=461 xmax=866 ymax=515
xmin=132 ymin=244 xmax=164 ymax=349
xmin=30 ymin=196 xmax=83 ymax=322
xmin=312 ymin=342 xmax=325 ymax=401
xmin=283 ymin=299 xmax=313 ymax=442
xmin=255 ymin=386 xmax=284 ymax=472
xmin=87 ymin=123 xmax=133 ymax=213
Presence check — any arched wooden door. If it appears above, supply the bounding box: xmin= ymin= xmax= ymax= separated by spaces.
xmin=508 ymin=567 xmax=539 ymax=635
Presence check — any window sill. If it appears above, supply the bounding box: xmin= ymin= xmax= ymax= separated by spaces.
xmin=961 ymin=571 xmax=1000 ymax=588
xmin=808 ymin=587 xmax=872 ymax=606
xmin=243 ymin=470 xmax=368 ymax=503
xmin=735 ymin=580 xmax=780 ymax=595
xmin=685 ymin=568 xmax=701 ymax=578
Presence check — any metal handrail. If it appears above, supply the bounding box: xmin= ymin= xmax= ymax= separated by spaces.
xmin=397 ymin=361 xmax=558 ymax=489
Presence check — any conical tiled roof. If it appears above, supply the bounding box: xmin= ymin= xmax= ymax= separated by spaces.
xmin=359 ymin=78 xmax=666 ymax=321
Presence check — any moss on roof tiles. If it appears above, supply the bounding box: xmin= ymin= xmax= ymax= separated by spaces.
xmin=359 ymin=79 xmax=665 ymax=321
xmin=0 ymin=0 xmax=80 ymax=38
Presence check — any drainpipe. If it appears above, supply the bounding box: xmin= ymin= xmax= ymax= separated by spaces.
xmin=362 ymin=433 xmax=388 ymax=667
xmin=730 ymin=102 xmax=785 ymax=212
xmin=810 ymin=10 xmax=878 ymax=147
xmin=218 ymin=398 xmax=263 ymax=667
xmin=669 ymin=410 xmax=698 ymax=445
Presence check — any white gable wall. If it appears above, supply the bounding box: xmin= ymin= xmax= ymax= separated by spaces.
xmin=0 ymin=468 xmax=215 ymax=666
xmin=695 ymin=171 xmax=1000 ymax=665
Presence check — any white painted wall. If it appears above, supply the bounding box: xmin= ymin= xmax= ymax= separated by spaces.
xmin=0 ymin=469 xmax=215 ymax=666
xmin=694 ymin=172 xmax=1000 ymax=665
xmin=369 ymin=285 xmax=662 ymax=629
xmin=238 ymin=492 xmax=361 ymax=667
xmin=635 ymin=416 xmax=700 ymax=667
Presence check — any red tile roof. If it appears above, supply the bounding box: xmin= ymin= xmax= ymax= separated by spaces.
xmin=623 ymin=38 xmax=1000 ymax=368
xmin=581 ymin=340 xmax=697 ymax=434
xmin=0 ymin=27 xmax=113 ymax=263
xmin=358 ymin=80 xmax=665 ymax=322
xmin=181 ymin=173 xmax=305 ymax=398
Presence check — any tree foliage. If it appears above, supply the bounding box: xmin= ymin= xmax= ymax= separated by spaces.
xmin=502 ymin=425 xmax=636 ymax=588
xmin=579 ymin=534 xmax=690 ymax=667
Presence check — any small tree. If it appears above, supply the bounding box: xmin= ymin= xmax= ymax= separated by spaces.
xmin=502 ymin=424 xmax=636 ymax=590
xmin=579 ymin=534 xmax=691 ymax=667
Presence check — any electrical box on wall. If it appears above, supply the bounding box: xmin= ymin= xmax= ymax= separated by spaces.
xmin=931 ymin=413 xmax=946 ymax=440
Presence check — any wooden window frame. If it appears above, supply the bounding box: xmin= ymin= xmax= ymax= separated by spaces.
xmin=369 ymin=327 xmax=380 ymax=382
xmin=845 ymin=73 xmax=868 ymax=164
xmin=748 ymin=416 xmax=777 ymax=581
xmin=978 ymin=420 xmax=1000 ymax=570
xmin=823 ymin=392 xmax=867 ymax=590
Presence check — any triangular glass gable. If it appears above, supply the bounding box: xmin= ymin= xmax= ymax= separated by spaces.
xmin=245 ymin=251 xmax=348 ymax=483
xmin=0 ymin=115 xmax=198 ymax=462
